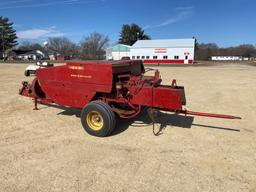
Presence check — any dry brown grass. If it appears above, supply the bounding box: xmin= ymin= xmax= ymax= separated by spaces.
xmin=0 ymin=62 xmax=255 ymax=192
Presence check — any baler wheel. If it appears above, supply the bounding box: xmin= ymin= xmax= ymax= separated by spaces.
xmin=24 ymin=70 xmax=30 ymax=76
xmin=81 ymin=101 xmax=116 ymax=137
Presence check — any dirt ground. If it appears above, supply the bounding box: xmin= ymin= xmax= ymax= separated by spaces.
xmin=0 ymin=62 xmax=255 ymax=192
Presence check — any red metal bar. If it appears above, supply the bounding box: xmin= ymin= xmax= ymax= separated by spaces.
xmin=181 ymin=110 xmax=241 ymax=119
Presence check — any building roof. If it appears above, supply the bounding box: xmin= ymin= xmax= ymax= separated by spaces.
xmin=132 ymin=39 xmax=195 ymax=48
xmin=110 ymin=44 xmax=131 ymax=52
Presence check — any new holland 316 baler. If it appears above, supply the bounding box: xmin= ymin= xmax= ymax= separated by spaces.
xmin=19 ymin=60 xmax=240 ymax=137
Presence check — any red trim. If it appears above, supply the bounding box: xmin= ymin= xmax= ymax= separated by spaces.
xmin=143 ymin=59 xmax=193 ymax=65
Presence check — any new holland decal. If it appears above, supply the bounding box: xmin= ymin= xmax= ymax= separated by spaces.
xmin=70 ymin=74 xmax=92 ymax=78
xmin=68 ymin=66 xmax=84 ymax=70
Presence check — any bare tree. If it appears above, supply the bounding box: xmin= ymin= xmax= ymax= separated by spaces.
xmin=18 ymin=41 xmax=45 ymax=52
xmin=47 ymin=37 xmax=78 ymax=58
xmin=79 ymin=32 xmax=109 ymax=60
xmin=195 ymin=43 xmax=219 ymax=60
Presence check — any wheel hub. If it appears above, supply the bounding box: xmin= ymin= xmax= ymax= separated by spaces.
xmin=86 ymin=111 xmax=104 ymax=131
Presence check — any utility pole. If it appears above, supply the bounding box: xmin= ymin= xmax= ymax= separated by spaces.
xmin=0 ymin=23 xmax=5 ymax=60
xmin=2 ymin=29 xmax=4 ymax=61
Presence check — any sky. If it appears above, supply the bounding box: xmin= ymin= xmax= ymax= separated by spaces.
xmin=0 ymin=0 xmax=256 ymax=47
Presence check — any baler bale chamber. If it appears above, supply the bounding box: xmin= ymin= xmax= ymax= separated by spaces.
xmin=19 ymin=60 xmax=240 ymax=137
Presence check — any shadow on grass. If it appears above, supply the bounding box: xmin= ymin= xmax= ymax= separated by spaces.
xmin=38 ymin=104 xmax=240 ymax=136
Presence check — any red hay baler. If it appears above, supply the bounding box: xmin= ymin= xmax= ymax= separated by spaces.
xmin=19 ymin=60 xmax=241 ymax=137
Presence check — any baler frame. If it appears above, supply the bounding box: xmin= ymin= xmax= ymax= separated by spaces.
xmin=19 ymin=60 xmax=241 ymax=137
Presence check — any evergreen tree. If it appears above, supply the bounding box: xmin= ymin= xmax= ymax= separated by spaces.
xmin=0 ymin=16 xmax=18 ymax=53
xmin=118 ymin=24 xmax=151 ymax=46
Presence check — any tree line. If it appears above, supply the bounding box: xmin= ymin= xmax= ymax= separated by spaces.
xmin=18 ymin=23 xmax=150 ymax=60
xmin=1 ymin=16 xmax=150 ymax=60
xmin=1 ymin=16 xmax=256 ymax=60
xmin=19 ymin=33 xmax=109 ymax=60
xmin=195 ymin=43 xmax=256 ymax=60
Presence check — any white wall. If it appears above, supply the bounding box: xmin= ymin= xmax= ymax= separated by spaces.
xmin=111 ymin=51 xmax=130 ymax=60
xmin=130 ymin=47 xmax=194 ymax=61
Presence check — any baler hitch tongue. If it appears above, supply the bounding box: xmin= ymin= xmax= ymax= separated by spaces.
xmin=181 ymin=110 xmax=241 ymax=119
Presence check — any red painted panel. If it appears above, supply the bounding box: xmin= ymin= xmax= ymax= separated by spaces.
xmin=130 ymin=85 xmax=183 ymax=111
xmin=36 ymin=62 xmax=114 ymax=108
xmin=35 ymin=60 xmax=145 ymax=108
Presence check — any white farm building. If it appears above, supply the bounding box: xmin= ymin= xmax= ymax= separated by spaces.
xmin=107 ymin=38 xmax=195 ymax=64
xmin=106 ymin=44 xmax=131 ymax=60
xmin=211 ymin=56 xmax=242 ymax=61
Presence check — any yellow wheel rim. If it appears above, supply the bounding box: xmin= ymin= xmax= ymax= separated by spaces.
xmin=86 ymin=111 xmax=104 ymax=131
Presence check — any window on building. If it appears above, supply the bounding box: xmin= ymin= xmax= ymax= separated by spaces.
xmin=146 ymin=56 xmax=150 ymax=59
xmin=137 ymin=56 xmax=140 ymax=59
xmin=132 ymin=56 xmax=135 ymax=59
xmin=163 ymin=56 xmax=168 ymax=59
xmin=174 ymin=56 xmax=179 ymax=60
xmin=142 ymin=56 xmax=145 ymax=59
xmin=153 ymin=56 xmax=158 ymax=59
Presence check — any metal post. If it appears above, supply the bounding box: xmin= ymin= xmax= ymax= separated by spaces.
xmin=118 ymin=44 xmax=120 ymax=60
xmin=0 ymin=24 xmax=4 ymax=60
xmin=2 ymin=31 xmax=4 ymax=60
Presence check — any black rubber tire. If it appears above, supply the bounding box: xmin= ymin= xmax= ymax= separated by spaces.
xmin=81 ymin=101 xmax=116 ymax=137
xmin=24 ymin=70 xmax=30 ymax=76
